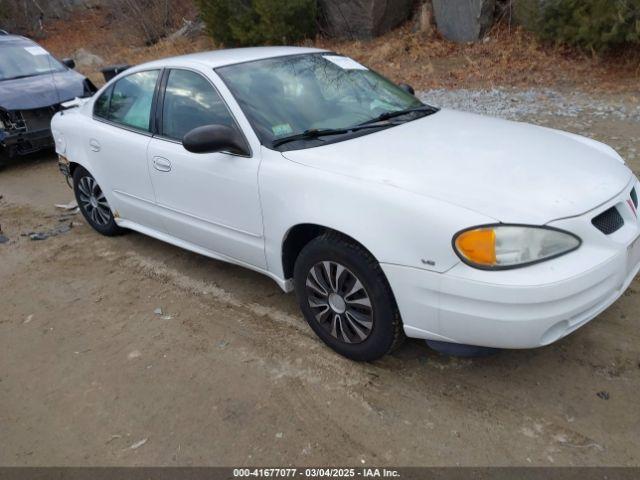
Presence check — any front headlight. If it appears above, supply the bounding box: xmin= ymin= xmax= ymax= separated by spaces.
xmin=453 ymin=225 xmax=581 ymax=270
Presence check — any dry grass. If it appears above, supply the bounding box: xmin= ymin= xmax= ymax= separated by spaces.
xmin=319 ymin=23 xmax=640 ymax=92
xmin=38 ymin=7 xmax=640 ymax=92
xmin=38 ymin=7 xmax=215 ymax=85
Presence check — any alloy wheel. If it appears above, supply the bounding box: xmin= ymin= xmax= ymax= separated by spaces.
xmin=77 ymin=176 xmax=112 ymax=226
xmin=305 ymin=261 xmax=374 ymax=344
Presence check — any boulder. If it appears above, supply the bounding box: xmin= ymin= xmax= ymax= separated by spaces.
xmin=432 ymin=0 xmax=496 ymax=42
xmin=319 ymin=0 xmax=415 ymax=39
xmin=167 ymin=19 xmax=205 ymax=42
xmin=73 ymin=48 xmax=105 ymax=69
xmin=412 ymin=1 xmax=434 ymax=35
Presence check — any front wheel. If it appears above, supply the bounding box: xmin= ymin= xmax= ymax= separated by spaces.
xmin=293 ymin=233 xmax=404 ymax=361
xmin=73 ymin=166 xmax=124 ymax=236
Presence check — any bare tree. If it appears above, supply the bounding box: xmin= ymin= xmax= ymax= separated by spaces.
xmin=0 ymin=0 xmax=94 ymax=34
xmin=0 ymin=0 xmax=194 ymax=43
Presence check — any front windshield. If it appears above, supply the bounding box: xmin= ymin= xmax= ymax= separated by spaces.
xmin=216 ymin=53 xmax=425 ymax=146
xmin=0 ymin=43 xmax=66 ymax=81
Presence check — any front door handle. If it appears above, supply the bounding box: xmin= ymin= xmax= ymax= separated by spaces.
xmin=89 ymin=139 xmax=101 ymax=152
xmin=152 ymin=156 xmax=172 ymax=172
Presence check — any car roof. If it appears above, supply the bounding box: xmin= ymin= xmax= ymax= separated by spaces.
xmin=0 ymin=33 xmax=36 ymax=45
xmin=134 ymin=46 xmax=329 ymax=71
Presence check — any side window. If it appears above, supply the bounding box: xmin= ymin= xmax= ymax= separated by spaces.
xmin=161 ymin=69 xmax=237 ymax=141
xmin=106 ymin=70 xmax=160 ymax=132
xmin=93 ymin=85 xmax=112 ymax=119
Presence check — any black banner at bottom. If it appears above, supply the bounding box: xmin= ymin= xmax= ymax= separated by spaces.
xmin=0 ymin=468 xmax=638 ymax=480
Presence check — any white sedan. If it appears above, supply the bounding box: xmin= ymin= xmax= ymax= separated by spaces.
xmin=52 ymin=47 xmax=640 ymax=361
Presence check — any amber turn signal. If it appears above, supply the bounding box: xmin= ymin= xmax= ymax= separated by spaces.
xmin=454 ymin=228 xmax=497 ymax=266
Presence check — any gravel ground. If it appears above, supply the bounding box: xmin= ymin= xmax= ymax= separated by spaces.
xmin=420 ymin=88 xmax=640 ymax=123
xmin=420 ymin=88 xmax=640 ymax=166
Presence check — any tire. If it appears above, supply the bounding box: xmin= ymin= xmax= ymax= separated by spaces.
xmin=73 ymin=166 xmax=124 ymax=236
xmin=293 ymin=232 xmax=404 ymax=361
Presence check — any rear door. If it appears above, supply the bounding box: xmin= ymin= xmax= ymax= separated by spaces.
xmin=89 ymin=69 xmax=164 ymax=230
xmin=146 ymin=68 xmax=265 ymax=268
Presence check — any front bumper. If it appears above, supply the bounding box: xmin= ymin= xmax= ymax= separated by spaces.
xmin=0 ymin=106 xmax=59 ymax=157
xmin=383 ymin=178 xmax=640 ymax=349
xmin=0 ymin=128 xmax=54 ymax=157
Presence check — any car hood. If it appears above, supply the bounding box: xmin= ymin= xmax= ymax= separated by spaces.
xmin=0 ymin=69 xmax=86 ymax=110
xmin=281 ymin=109 xmax=632 ymax=224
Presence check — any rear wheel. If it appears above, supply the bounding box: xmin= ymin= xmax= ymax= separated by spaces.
xmin=73 ymin=166 xmax=124 ymax=236
xmin=293 ymin=233 xmax=404 ymax=361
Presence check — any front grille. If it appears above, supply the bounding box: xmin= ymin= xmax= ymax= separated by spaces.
xmin=592 ymin=206 xmax=624 ymax=235
xmin=0 ymin=109 xmax=26 ymax=132
xmin=632 ymin=187 xmax=638 ymax=209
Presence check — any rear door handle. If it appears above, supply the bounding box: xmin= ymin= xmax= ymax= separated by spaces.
xmin=89 ymin=139 xmax=101 ymax=152
xmin=152 ymin=156 xmax=172 ymax=172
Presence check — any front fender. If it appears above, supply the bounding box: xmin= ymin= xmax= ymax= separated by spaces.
xmin=259 ymin=148 xmax=496 ymax=280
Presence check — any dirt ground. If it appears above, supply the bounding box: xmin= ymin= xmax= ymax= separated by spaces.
xmin=1 ymin=90 xmax=640 ymax=467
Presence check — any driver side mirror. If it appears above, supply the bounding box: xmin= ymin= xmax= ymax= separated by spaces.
xmin=182 ymin=124 xmax=250 ymax=156
xmin=62 ymin=58 xmax=76 ymax=69
xmin=398 ymin=83 xmax=415 ymax=96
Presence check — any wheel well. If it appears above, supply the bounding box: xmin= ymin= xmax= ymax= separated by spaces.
xmin=282 ymin=224 xmax=327 ymax=279
xmin=281 ymin=224 xmax=378 ymax=280
xmin=69 ymin=162 xmax=79 ymax=176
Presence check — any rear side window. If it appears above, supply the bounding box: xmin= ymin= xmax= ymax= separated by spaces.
xmin=161 ymin=69 xmax=237 ymax=141
xmin=94 ymin=70 xmax=160 ymax=132
xmin=93 ymin=85 xmax=112 ymax=118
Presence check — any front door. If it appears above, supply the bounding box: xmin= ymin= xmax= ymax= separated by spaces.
xmin=147 ymin=68 xmax=265 ymax=268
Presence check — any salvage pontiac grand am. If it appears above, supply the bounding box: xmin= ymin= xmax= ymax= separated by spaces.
xmin=52 ymin=47 xmax=640 ymax=361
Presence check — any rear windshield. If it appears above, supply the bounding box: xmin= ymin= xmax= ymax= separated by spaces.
xmin=0 ymin=43 xmax=66 ymax=81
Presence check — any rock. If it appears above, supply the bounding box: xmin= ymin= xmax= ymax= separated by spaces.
xmin=432 ymin=0 xmax=496 ymax=43
xmin=319 ymin=0 xmax=415 ymax=39
xmin=73 ymin=48 xmax=105 ymax=69
xmin=167 ymin=19 xmax=205 ymax=42
xmin=0 ymin=234 xmax=8 ymax=244
xmin=413 ymin=1 xmax=434 ymax=35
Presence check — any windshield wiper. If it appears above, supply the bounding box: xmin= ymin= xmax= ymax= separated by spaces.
xmin=272 ymin=123 xmax=397 ymax=148
xmin=359 ymin=105 xmax=439 ymax=126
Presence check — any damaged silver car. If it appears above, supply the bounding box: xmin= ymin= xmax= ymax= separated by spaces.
xmin=0 ymin=31 xmax=96 ymax=166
